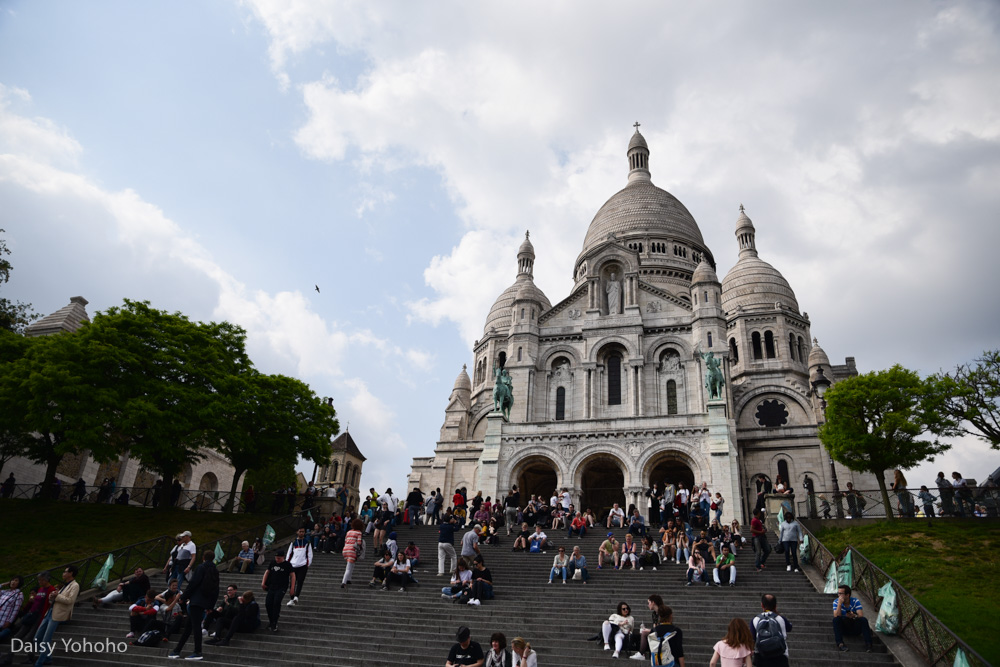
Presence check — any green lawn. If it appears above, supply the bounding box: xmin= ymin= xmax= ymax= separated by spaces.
xmin=0 ymin=499 xmax=272 ymax=579
xmin=815 ymin=520 xmax=1000 ymax=665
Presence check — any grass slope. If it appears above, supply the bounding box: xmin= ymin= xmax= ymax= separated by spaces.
xmin=815 ymin=520 xmax=1000 ymax=665
xmin=0 ymin=499 xmax=271 ymax=578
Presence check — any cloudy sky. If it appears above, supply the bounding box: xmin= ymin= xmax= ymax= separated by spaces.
xmin=2 ymin=1 xmax=998 ymax=492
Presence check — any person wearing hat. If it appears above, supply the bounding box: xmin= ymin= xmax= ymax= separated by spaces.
xmin=598 ymin=532 xmax=620 ymax=569
xmin=446 ymin=625 xmax=484 ymax=667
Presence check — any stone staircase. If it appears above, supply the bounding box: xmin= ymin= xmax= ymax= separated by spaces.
xmin=41 ymin=525 xmax=897 ymax=667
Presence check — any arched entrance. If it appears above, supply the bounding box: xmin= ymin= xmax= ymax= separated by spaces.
xmin=516 ymin=457 xmax=558 ymax=503
xmin=578 ymin=454 xmax=625 ymax=517
xmin=648 ymin=458 xmax=695 ymax=495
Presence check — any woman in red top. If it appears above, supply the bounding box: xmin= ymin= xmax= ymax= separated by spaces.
xmin=341 ymin=518 xmax=365 ymax=589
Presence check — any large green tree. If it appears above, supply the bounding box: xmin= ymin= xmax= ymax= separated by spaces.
xmin=83 ymin=300 xmax=251 ymax=510
xmin=0 ymin=330 xmax=119 ymax=493
xmin=0 ymin=229 xmax=38 ymax=334
xmin=819 ymin=364 xmax=958 ymax=519
xmin=212 ymin=371 xmax=337 ymax=512
xmin=940 ymin=349 xmax=1000 ymax=449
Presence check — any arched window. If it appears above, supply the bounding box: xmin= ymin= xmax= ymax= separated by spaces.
xmin=752 ymin=332 xmax=763 ymax=360
xmin=520 ymin=308 xmax=525 ymax=320
xmin=517 ymin=347 xmax=523 ymax=362
xmin=555 ymin=387 xmax=566 ymax=421
xmin=707 ymin=332 xmax=713 ymax=348
xmin=331 ymin=461 xmax=339 ymax=482
xmin=352 ymin=466 xmax=359 ymax=487
xmin=777 ymin=459 xmax=790 ymax=486
xmin=764 ymin=330 xmax=776 ymax=359
xmin=798 ymin=336 xmax=805 ymax=363
xmin=788 ymin=333 xmax=797 ymax=361
xmin=607 ymin=352 xmax=622 ymax=406
xmin=729 ymin=337 xmax=739 ymax=363
xmin=666 ymin=380 xmax=678 ymax=415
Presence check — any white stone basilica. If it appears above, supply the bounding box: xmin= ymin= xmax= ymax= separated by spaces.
xmin=409 ymin=127 xmax=874 ymax=522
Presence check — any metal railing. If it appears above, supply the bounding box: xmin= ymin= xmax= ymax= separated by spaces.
xmin=795 ymin=488 xmax=999 ymax=521
xmin=799 ymin=522 xmax=990 ymax=666
xmin=0 ymin=483 xmax=326 ymax=514
xmin=15 ymin=511 xmax=306 ymax=597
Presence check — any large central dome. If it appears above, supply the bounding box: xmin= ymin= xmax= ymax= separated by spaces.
xmin=580 ymin=128 xmax=705 ymax=257
xmin=582 ymin=180 xmax=705 ymax=252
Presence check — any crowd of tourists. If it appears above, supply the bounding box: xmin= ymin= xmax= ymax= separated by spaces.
xmin=0 ymin=476 xmax=903 ymax=665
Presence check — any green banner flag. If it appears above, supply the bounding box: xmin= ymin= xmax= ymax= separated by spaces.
xmin=824 ymin=560 xmax=840 ymax=593
xmin=838 ymin=550 xmax=854 ymax=588
xmin=263 ymin=524 xmax=276 ymax=549
xmin=214 ymin=541 xmax=225 ymax=565
xmin=777 ymin=506 xmax=785 ymax=526
xmin=953 ymin=648 xmax=971 ymax=667
xmin=92 ymin=553 xmax=115 ymax=591
xmin=798 ymin=534 xmax=810 ymax=564
xmin=307 ymin=509 xmax=313 ymax=523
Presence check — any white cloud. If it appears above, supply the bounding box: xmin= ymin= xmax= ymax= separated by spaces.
xmin=0 ymin=85 xmax=421 ymax=488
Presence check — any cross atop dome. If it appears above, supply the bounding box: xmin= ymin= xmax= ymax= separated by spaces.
xmin=633 ymin=121 xmax=640 ymax=130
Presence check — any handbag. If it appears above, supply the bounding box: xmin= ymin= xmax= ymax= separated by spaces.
xmin=775 ymin=541 xmax=785 ymax=554
xmin=710 ymin=502 xmax=717 ymax=510
xmin=572 ymin=568 xmax=583 ymax=580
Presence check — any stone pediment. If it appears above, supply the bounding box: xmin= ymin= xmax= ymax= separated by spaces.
xmin=538 ymin=284 xmax=588 ymax=325
xmin=638 ymin=281 xmax=693 ymax=312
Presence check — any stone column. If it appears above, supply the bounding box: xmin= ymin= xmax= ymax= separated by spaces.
xmin=476 ymin=412 xmax=505 ymax=500
xmin=706 ymin=398 xmax=741 ymax=526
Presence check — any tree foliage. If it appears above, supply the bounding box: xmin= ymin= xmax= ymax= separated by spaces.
xmin=0 ymin=331 xmax=119 ymax=492
xmin=819 ymin=364 xmax=959 ymax=519
xmin=0 ymin=229 xmax=38 ymax=334
xmin=211 ymin=371 xmax=337 ymax=512
xmin=82 ymin=300 xmax=251 ymax=509
xmin=940 ymin=349 xmax=1000 ymax=449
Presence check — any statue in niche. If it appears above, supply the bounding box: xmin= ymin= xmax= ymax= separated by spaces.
xmin=606 ymin=272 xmax=622 ymax=315
xmin=696 ymin=345 xmax=725 ymax=400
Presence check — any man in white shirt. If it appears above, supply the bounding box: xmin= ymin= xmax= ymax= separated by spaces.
xmin=528 ymin=526 xmax=548 ymax=552
xmin=174 ymin=531 xmax=197 ymax=583
xmin=606 ymin=503 xmax=626 ymax=528
xmin=284 ymin=527 xmax=313 ymax=606
xmin=559 ymin=488 xmax=571 ymax=512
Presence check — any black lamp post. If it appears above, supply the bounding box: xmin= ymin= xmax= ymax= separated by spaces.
xmin=811 ymin=368 xmax=842 ymax=518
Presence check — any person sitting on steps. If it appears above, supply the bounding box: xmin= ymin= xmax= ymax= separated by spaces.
xmin=713 ymin=545 xmax=737 ymax=587
xmin=832 ymin=585 xmax=873 ymax=653
xmin=548 ymin=547 xmax=569 ymax=584
xmin=620 ymin=534 xmax=639 ymax=571
xmin=598 ymin=533 xmax=620 ymax=569
xmin=512 ymin=523 xmax=531 ymax=552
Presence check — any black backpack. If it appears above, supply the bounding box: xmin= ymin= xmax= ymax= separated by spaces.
xmin=134 ymin=628 xmax=162 ymax=647
xmin=755 ymin=613 xmax=787 ymax=657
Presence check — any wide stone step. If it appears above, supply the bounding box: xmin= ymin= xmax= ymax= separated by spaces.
xmin=29 ymin=525 xmax=896 ymax=667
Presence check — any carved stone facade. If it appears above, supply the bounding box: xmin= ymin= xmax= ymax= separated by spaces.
xmin=409 ymin=129 xmax=877 ymax=521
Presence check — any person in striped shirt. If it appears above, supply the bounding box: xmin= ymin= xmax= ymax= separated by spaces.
xmin=832 ymin=585 xmax=873 ymax=653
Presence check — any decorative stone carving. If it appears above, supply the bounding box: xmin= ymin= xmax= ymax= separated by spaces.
xmin=568 ymin=308 xmax=582 ymax=320
xmin=625 ymin=440 xmax=643 ymax=458
xmin=647 ymin=300 xmax=662 ymax=313
xmin=559 ymin=443 xmax=576 ymax=460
